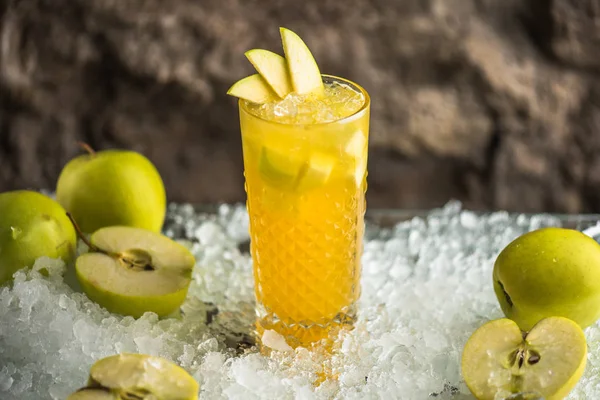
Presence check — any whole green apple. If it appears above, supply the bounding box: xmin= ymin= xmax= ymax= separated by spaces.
xmin=56 ymin=148 xmax=166 ymax=234
xmin=493 ymin=227 xmax=600 ymax=331
xmin=0 ymin=190 xmax=77 ymax=284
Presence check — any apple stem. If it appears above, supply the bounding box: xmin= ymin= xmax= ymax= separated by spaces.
xmin=66 ymin=212 xmax=100 ymax=252
xmin=77 ymin=142 xmax=96 ymax=157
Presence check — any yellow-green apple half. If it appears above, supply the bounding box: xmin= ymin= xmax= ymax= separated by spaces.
xmin=56 ymin=145 xmax=166 ymax=234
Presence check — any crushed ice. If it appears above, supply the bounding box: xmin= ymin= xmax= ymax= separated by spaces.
xmin=1 ymin=202 xmax=600 ymax=399
xmin=247 ymin=80 xmax=365 ymax=125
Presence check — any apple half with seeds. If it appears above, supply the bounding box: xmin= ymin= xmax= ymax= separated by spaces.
xmin=67 ymin=353 xmax=198 ymax=400
xmin=462 ymin=317 xmax=587 ymax=400
xmin=72 ymin=219 xmax=195 ymax=318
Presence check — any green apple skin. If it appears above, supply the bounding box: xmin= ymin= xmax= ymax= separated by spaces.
xmin=56 ymin=150 xmax=166 ymax=234
xmin=0 ymin=190 xmax=77 ymax=284
xmin=493 ymin=227 xmax=600 ymax=331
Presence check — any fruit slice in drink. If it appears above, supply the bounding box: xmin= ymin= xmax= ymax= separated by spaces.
xmin=258 ymin=146 xmax=304 ymax=190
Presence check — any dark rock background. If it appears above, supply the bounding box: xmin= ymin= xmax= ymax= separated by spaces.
xmin=0 ymin=0 xmax=599 ymax=213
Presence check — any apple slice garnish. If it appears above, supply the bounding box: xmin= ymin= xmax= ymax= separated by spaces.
xmin=280 ymin=27 xmax=324 ymax=97
xmin=259 ymin=145 xmax=304 ymax=190
xmin=344 ymin=131 xmax=369 ymax=185
xmin=295 ymin=152 xmax=336 ymax=192
xmin=227 ymin=74 xmax=279 ymax=103
xmin=245 ymin=49 xmax=293 ymax=99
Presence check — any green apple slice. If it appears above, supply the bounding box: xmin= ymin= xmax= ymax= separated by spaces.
xmin=245 ymin=49 xmax=293 ymax=98
xmin=353 ymin=158 xmax=368 ymax=186
xmin=344 ymin=131 xmax=368 ymax=185
xmin=280 ymin=27 xmax=324 ymax=97
xmin=76 ymin=353 xmax=199 ymax=400
xmin=75 ymin=226 xmax=195 ymax=318
xmin=259 ymin=145 xmax=304 ymax=189
xmin=344 ymin=131 xmax=367 ymax=157
xmin=296 ymin=152 xmax=336 ymax=192
xmin=227 ymin=74 xmax=279 ymax=103
xmin=462 ymin=317 xmax=587 ymax=400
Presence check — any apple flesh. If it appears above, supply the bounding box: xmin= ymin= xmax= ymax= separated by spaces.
xmin=75 ymin=226 xmax=195 ymax=318
xmin=56 ymin=148 xmax=166 ymax=234
xmin=462 ymin=317 xmax=587 ymax=400
xmin=69 ymin=353 xmax=199 ymax=400
xmin=0 ymin=190 xmax=76 ymax=284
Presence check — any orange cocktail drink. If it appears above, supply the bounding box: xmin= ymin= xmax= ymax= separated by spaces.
xmin=228 ymin=27 xmax=370 ymax=347
xmin=240 ymin=76 xmax=369 ymax=347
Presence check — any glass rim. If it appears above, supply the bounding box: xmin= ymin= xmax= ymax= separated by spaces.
xmin=238 ymin=74 xmax=370 ymax=127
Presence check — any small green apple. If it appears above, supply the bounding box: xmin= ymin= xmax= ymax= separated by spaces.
xmin=0 ymin=190 xmax=76 ymax=284
xmin=493 ymin=227 xmax=600 ymax=331
xmin=68 ymin=353 xmax=199 ymax=400
xmin=462 ymin=317 xmax=587 ymax=400
xmin=56 ymin=145 xmax=166 ymax=234
xmin=74 ymin=223 xmax=195 ymax=318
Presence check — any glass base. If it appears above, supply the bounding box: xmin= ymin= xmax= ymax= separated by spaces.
xmin=254 ymin=308 xmax=356 ymax=350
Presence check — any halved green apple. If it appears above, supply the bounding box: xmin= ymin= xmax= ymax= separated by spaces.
xmin=75 ymin=226 xmax=195 ymax=318
xmin=462 ymin=317 xmax=587 ymax=400
xmin=68 ymin=353 xmax=199 ymax=400
xmin=280 ymin=27 xmax=324 ymax=97
xmin=245 ymin=49 xmax=293 ymax=98
xmin=227 ymin=74 xmax=279 ymax=103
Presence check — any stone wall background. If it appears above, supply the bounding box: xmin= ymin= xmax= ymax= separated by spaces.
xmin=0 ymin=0 xmax=599 ymax=213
